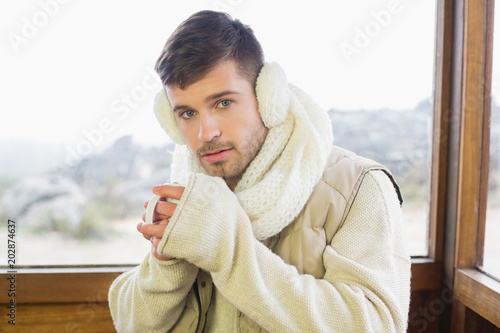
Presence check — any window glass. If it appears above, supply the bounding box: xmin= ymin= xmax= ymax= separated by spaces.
xmin=483 ymin=3 xmax=500 ymax=280
xmin=0 ymin=0 xmax=435 ymax=266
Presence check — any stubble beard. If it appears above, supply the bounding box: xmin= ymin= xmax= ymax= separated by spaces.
xmin=195 ymin=125 xmax=268 ymax=183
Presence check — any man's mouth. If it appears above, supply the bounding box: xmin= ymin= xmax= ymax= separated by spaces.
xmin=202 ymin=149 xmax=232 ymax=164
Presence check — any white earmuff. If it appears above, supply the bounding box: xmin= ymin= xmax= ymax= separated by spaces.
xmin=255 ymin=62 xmax=290 ymax=128
xmin=153 ymin=89 xmax=185 ymax=144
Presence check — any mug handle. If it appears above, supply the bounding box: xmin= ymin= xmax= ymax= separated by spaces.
xmin=145 ymin=183 xmax=183 ymax=224
xmin=145 ymin=194 xmax=162 ymax=224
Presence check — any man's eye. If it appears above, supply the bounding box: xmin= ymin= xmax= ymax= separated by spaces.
xmin=181 ymin=110 xmax=195 ymax=119
xmin=217 ymin=100 xmax=232 ymax=108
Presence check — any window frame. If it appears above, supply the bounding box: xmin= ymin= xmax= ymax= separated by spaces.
xmin=451 ymin=0 xmax=500 ymax=327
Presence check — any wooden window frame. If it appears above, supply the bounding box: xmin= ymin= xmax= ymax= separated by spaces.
xmin=452 ymin=0 xmax=500 ymax=327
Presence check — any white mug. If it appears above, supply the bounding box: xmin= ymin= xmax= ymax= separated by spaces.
xmin=145 ymin=183 xmax=184 ymax=224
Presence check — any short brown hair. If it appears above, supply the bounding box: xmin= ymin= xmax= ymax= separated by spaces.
xmin=154 ymin=10 xmax=264 ymax=89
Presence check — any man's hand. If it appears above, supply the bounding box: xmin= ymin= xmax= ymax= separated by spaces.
xmin=137 ymin=184 xmax=185 ymax=261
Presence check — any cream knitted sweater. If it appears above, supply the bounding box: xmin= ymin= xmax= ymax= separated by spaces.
xmin=108 ymin=169 xmax=410 ymax=332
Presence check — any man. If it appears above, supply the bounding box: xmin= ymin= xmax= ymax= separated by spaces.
xmin=109 ymin=10 xmax=411 ymax=332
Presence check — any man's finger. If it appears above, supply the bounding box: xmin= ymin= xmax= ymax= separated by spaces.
xmin=137 ymin=223 xmax=152 ymax=240
xmin=152 ymin=183 xmax=185 ymax=200
xmin=142 ymin=210 xmax=169 ymax=223
xmin=154 ymin=201 xmax=178 ymax=218
xmin=137 ymin=221 xmax=168 ymax=238
xmin=151 ymin=237 xmax=176 ymax=261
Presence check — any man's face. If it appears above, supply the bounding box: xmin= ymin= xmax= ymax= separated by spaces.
xmin=166 ymin=60 xmax=268 ymax=190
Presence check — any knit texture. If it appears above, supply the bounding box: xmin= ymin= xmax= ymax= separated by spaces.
xmin=158 ymin=62 xmax=333 ymax=240
xmin=108 ymin=170 xmax=410 ymax=332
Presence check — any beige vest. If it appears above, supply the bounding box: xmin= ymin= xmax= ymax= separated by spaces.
xmin=171 ymin=146 xmax=402 ymax=332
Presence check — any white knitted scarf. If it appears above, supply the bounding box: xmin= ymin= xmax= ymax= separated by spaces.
xmin=154 ymin=62 xmax=333 ymax=240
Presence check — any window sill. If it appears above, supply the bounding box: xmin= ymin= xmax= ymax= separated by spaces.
xmin=454 ymin=268 xmax=500 ymax=328
xmin=0 ymin=257 xmax=441 ymax=304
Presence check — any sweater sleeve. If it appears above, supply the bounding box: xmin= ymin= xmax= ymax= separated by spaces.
xmin=108 ymin=252 xmax=199 ymax=332
xmin=157 ymin=171 xmax=411 ymax=332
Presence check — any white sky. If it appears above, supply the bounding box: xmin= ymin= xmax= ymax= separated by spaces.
xmin=0 ymin=0 xmax=438 ymax=148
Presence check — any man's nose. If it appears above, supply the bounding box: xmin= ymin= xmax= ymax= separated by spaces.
xmin=198 ymin=112 xmax=221 ymax=142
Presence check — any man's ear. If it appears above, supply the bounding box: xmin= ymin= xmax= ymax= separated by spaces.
xmin=153 ymin=89 xmax=185 ymax=144
xmin=255 ymin=62 xmax=290 ymax=128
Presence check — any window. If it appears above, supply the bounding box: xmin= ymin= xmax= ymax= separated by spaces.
xmin=483 ymin=0 xmax=500 ymax=280
xmin=0 ymin=1 xmax=436 ymax=269
xmin=451 ymin=0 xmax=500 ymax=328
xmin=324 ymin=1 xmax=437 ymax=257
